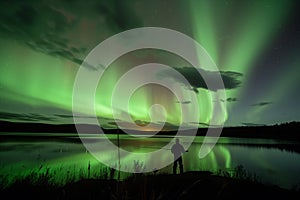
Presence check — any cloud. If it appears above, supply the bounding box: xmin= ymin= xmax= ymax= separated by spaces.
xmin=0 ymin=2 xmax=86 ymax=66
xmin=175 ymin=100 xmax=191 ymax=104
xmin=218 ymin=97 xmax=237 ymax=102
xmin=251 ymin=101 xmax=273 ymax=107
xmin=55 ymin=114 xmax=117 ymax=126
xmin=0 ymin=111 xmax=55 ymax=122
xmin=226 ymin=97 xmax=238 ymax=102
xmin=0 ymin=111 xmax=119 ymax=127
xmin=189 ymin=122 xmax=223 ymax=127
xmin=96 ymin=0 xmax=142 ymax=33
xmin=158 ymin=67 xmax=243 ymax=92
xmin=0 ymin=0 xmax=141 ymax=69
xmin=241 ymin=122 xmax=266 ymax=126
xmin=190 ymin=122 xmax=210 ymax=127
xmin=134 ymin=120 xmax=150 ymax=126
xmin=108 ymin=120 xmax=196 ymax=131
xmin=54 ymin=114 xmax=74 ymax=119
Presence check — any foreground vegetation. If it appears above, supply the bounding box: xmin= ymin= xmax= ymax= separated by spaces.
xmin=1 ymin=165 xmax=299 ymax=199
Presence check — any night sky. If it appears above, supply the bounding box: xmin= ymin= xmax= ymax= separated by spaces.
xmin=0 ymin=0 xmax=299 ymax=129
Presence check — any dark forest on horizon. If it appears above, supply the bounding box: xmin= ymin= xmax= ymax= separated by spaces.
xmin=0 ymin=120 xmax=299 ymax=141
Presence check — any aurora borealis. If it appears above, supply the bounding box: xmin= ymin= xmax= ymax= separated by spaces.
xmin=0 ymin=0 xmax=299 ymax=128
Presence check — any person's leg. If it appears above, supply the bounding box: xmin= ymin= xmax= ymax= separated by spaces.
xmin=178 ymin=157 xmax=183 ymax=174
xmin=173 ymin=159 xmax=178 ymax=174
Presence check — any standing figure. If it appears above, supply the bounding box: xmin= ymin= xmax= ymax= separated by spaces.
xmin=171 ymin=138 xmax=186 ymax=174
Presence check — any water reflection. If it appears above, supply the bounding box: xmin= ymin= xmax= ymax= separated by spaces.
xmin=0 ymin=134 xmax=300 ymax=189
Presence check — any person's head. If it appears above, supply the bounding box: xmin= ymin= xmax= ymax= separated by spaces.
xmin=176 ymin=138 xmax=179 ymax=143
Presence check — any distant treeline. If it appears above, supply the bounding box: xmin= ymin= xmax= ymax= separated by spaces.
xmin=0 ymin=120 xmax=299 ymax=141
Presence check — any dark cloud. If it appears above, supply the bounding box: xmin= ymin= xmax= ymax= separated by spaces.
xmin=0 ymin=111 xmax=120 ymax=127
xmin=241 ymin=122 xmax=266 ymax=126
xmin=56 ymin=114 xmax=116 ymax=123
xmin=108 ymin=120 xmax=186 ymax=131
xmin=219 ymin=97 xmax=238 ymax=102
xmin=226 ymin=97 xmax=238 ymax=102
xmin=175 ymin=100 xmax=191 ymax=104
xmin=0 ymin=1 xmax=88 ymax=67
xmin=189 ymin=122 xmax=223 ymax=127
xmin=251 ymin=101 xmax=273 ymax=107
xmin=190 ymin=122 xmax=210 ymax=127
xmin=109 ymin=119 xmax=151 ymax=127
xmin=158 ymin=67 xmax=243 ymax=92
xmin=0 ymin=111 xmax=55 ymax=122
xmin=54 ymin=114 xmax=74 ymax=118
xmin=134 ymin=120 xmax=150 ymax=126
xmin=96 ymin=0 xmax=142 ymax=33
xmin=0 ymin=0 xmax=141 ymax=69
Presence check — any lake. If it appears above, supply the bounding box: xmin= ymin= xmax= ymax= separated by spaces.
xmin=0 ymin=133 xmax=300 ymax=189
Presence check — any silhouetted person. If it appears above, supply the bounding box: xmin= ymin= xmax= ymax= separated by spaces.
xmin=171 ymin=138 xmax=185 ymax=174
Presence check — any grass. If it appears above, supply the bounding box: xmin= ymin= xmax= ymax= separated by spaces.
xmin=1 ymin=164 xmax=299 ymax=199
xmin=216 ymin=164 xmax=261 ymax=183
xmin=0 ymin=163 xmax=119 ymax=189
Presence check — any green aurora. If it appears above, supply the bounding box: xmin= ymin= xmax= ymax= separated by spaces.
xmin=0 ymin=0 xmax=299 ymax=128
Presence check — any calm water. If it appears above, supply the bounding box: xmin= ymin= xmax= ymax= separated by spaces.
xmin=0 ymin=133 xmax=300 ymax=189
